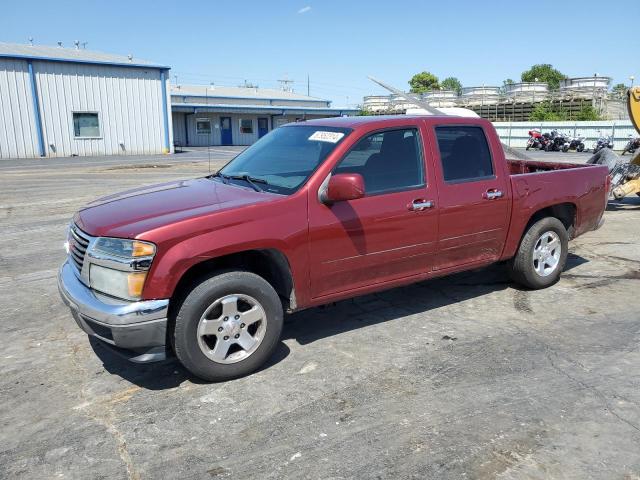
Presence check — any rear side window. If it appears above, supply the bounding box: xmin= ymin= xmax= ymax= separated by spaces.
xmin=435 ymin=126 xmax=494 ymax=182
xmin=335 ymin=128 xmax=424 ymax=195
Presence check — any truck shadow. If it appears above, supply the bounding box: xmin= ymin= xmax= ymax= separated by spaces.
xmin=91 ymin=253 xmax=587 ymax=389
xmin=283 ymin=254 xmax=588 ymax=346
xmin=606 ymin=196 xmax=640 ymax=211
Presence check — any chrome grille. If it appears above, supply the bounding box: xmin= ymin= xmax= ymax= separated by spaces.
xmin=68 ymin=224 xmax=92 ymax=273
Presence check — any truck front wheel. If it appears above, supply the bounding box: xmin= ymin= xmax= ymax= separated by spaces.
xmin=507 ymin=217 xmax=568 ymax=289
xmin=173 ymin=271 xmax=283 ymax=381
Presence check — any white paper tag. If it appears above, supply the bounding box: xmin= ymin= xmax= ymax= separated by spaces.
xmin=308 ymin=131 xmax=344 ymax=143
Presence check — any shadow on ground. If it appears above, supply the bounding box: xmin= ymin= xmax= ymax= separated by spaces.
xmin=91 ymin=255 xmax=589 ymax=389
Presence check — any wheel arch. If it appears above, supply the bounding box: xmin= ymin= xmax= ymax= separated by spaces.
xmin=168 ymin=248 xmax=297 ymax=321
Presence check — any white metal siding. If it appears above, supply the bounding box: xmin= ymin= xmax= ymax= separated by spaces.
xmin=494 ymin=120 xmax=636 ymax=150
xmin=34 ymin=62 xmax=169 ymax=157
xmin=0 ymin=58 xmax=39 ymax=159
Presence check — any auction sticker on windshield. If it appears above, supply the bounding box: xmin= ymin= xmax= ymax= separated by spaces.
xmin=308 ymin=131 xmax=345 ymax=143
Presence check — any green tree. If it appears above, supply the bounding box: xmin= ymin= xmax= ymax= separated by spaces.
xmin=612 ymin=83 xmax=627 ymax=98
xmin=529 ymin=101 xmax=568 ymax=121
xmin=409 ymin=71 xmax=440 ymax=94
xmin=521 ymin=64 xmax=567 ymax=90
xmin=441 ymin=77 xmax=462 ymax=94
xmin=575 ymin=105 xmax=601 ymax=121
xmin=503 ymin=78 xmax=515 ymax=86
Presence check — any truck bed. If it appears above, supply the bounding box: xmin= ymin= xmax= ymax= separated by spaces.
xmin=507 ymin=159 xmax=595 ymax=175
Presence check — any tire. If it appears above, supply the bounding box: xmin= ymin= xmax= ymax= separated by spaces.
xmin=507 ymin=217 xmax=568 ymax=290
xmin=577 ymin=144 xmax=584 ymax=152
xmin=173 ymin=271 xmax=283 ymax=381
xmin=526 ymin=145 xmax=531 ymax=151
xmin=562 ymin=145 xmax=569 ymax=152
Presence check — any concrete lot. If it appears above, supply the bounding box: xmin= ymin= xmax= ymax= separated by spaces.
xmin=1 ymin=147 xmax=639 ymax=479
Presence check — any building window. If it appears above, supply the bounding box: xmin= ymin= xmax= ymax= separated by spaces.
xmin=196 ymin=118 xmax=211 ymax=135
xmin=240 ymin=119 xmax=253 ymax=134
xmin=73 ymin=112 xmax=100 ymax=138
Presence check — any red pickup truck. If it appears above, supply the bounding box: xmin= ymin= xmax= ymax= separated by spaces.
xmin=58 ymin=115 xmax=608 ymax=381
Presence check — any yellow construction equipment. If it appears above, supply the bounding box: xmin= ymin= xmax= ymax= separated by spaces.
xmin=612 ymin=88 xmax=640 ymax=199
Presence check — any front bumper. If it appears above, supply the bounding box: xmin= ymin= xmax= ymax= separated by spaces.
xmin=58 ymin=261 xmax=170 ymax=363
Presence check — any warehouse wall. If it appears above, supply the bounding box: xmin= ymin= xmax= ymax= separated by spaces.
xmin=172 ymin=113 xmax=332 ymax=146
xmin=0 ymin=59 xmax=173 ymax=159
xmin=0 ymin=58 xmax=40 ymax=158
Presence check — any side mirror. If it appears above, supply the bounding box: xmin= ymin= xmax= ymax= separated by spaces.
xmin=323 ymin=173 xmax=365 ymax=203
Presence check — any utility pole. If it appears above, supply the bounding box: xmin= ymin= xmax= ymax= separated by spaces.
xmin=307 ymin=74 xmax=310 ymax=97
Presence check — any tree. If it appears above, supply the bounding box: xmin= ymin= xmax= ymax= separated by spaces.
xmin=529 ymin=101 xmax=567 ymax=121
xmin=409 ymin=71 xmax=440 ymax=94
xmin=521 ymin=64 xmax=567 ymax=90
xmin=503 ymin=78 xmax=515 ymax=86
xmin=612 ymin=83 xmax=627 ymax=98
xmin=441 ymin=77 xmax=462 ymax=94
xmin=575 ymin=105 xmax=601 ymax=121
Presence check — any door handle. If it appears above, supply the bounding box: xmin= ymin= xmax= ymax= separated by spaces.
xmin=409 ymin=200 xmax=435 ymax=211
xmin=483 ymin=190 xmax=503 ymax=200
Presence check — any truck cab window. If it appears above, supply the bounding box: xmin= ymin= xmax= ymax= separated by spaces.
xmin=335 ymin=128 xmax=424 ymax=195
xmin=435 ymin=126 xmax=494 ymax=182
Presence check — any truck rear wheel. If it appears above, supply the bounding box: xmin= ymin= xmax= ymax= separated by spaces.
xmin=173 ymin=271 xmax=283 ymax=381
xmin=507 ymin=217 xmax=568 ymax=289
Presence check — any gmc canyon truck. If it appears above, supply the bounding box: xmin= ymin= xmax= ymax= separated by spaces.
xmin=58 ymin=116 xmax=609 ymax=381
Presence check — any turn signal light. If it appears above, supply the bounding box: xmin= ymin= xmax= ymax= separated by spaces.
xmin=127 ymin=272 xmax=148 ymax=297
xmin=132 ymin=241 xmax=156 ymax=257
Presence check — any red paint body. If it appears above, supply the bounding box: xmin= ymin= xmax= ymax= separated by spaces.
xmin=75 ymin=116 xmax=609 ymax=309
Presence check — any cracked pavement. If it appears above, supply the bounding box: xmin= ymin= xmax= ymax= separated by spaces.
xmin=1 ymin=148 xmax=639 ymax=479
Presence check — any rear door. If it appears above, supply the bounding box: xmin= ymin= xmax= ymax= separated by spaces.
xmin=308 ymin=126 xmax=439 ymax=298
xmin=431 ymin=125 xmax=510 ymax=270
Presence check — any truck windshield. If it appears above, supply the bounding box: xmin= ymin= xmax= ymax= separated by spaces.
xmin=215 ymin=125 xmax=351 ymax=195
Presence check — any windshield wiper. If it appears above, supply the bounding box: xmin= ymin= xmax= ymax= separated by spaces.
xmin=217 ymin=172 xmax=267 ymax=192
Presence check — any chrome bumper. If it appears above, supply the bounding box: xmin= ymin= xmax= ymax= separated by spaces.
xmin=58 ymin=261 xmax=170 ymax=362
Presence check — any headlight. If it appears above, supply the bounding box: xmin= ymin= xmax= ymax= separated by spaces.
xmin=90 ymin=264 xmax=148 ymax=301
xmin=93 ymin=238 xmax=155 ymax=258
xmin=88 ymin=237 xmax=156 ymax=300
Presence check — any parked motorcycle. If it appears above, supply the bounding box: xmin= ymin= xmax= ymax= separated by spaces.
xmin=545 ymin=130 xmax=570 ymax=152
xmin=526 ymin=129 xmax=543 ymax=150
xmin=562 ymin=135 xmax=586 ymax=152
xmin=621 ymin=136 xmax=640 ymax=155
xmin=592 ymin=134 xmax=614 ymax=154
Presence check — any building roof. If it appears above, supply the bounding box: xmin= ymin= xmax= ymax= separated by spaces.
xmin=171 ymin=103 xmax=358 ymax=116
xmin=171 ymin=84 xmax=329 ymax=103
xmin=0 ymin=42 xmax=169 ymax=69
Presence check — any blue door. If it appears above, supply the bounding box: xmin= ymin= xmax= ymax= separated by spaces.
xmin=258 ymin=118 xmax=269 ymax=138
xmin=220 ymin=117 xmax=233 ymax=145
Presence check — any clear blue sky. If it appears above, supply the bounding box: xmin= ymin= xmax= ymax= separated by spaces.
xmin=2 ymin=0 xmax=637 ymax=107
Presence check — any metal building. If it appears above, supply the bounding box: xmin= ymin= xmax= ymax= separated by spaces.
xmin=171 ymin=85 xmax=357 ymax=147
xmin=0 ymin=42 xmax=172 ymax=159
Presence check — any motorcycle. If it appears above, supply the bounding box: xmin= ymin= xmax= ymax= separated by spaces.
xmin=621 ymin=136 xmax=640 ymax=155
xmin=592 ymin=134 xmax=613 ymax=154
xmin=539 ymin=131 xmax=554 ymax=150
xmin=545 ymin=130 xmax=570 ymax=152
xmin=562 ymin=134 xmax=586 ymax=152
xmin=526 ymin=129 xmax=543 ymax=150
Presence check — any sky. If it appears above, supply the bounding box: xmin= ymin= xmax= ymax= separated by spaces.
xmin=2 ymin=0 xmax=638 ymax=108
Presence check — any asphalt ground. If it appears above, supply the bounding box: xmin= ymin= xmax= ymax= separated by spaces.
xmin=1 ymin=147 xmax=639 ymax=479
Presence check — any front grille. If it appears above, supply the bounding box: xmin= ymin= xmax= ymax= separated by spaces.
xmin=68 ymin=224 xmax=91 ymax=272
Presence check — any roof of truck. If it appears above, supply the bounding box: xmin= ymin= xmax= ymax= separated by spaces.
xmin=301 ymin=115 xmax=488 ymax=129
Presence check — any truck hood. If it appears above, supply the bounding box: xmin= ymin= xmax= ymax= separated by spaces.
xmin=75 ymin=177 xmax=280 ymax=238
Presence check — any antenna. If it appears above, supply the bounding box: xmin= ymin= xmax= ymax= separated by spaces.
xmin=81 ymin=42 xmax=88 ymax=49
xmin=28 ymin=37 xmax=34 ymax=46
xmin=74 ymin=40 xmax=80 ymax=50
xmin=57 ymin=41 xmax=63 ymax=48
xmin=277 ymin=75 xmax=294 ymax=92
xmin=367 ymin=76 xmax=444 ymax=115
xmin=127 ymin=54 xmax=133 ymax=62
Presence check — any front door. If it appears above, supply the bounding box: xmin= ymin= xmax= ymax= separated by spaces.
xmin=258 ymin=118 xmax=269 ymax=138
xmin=432 ymin=125 xmax=510 ymax=270
xmin=308 ymin=127 xmax=439 ymax=298
xmin=220 ymin=117 xmax=233 ymax=145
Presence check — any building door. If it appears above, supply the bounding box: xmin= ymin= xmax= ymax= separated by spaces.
xmin=220 ymin=117 xmax=233 ymax=145
xmin=258 ymin=118 xmax=269 ymax=138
